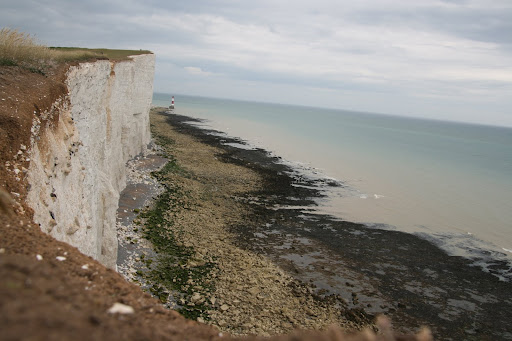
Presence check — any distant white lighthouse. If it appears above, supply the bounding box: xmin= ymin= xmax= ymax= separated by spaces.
xmin=170 ymin=96 xmax=175 ymax=109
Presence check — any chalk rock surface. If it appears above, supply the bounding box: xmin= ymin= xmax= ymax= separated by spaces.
xmin=26 ymin=54 xmax=155 ymax=268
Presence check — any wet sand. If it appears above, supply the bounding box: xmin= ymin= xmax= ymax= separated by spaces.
xmin=118 ymin=108 xmax=512 ymax=340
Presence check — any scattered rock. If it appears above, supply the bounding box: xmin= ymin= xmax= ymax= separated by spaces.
xmin=247 ymin=287 xmax=260 ymax=296
xmin=191 ymin=293 xmax=202 ymax=304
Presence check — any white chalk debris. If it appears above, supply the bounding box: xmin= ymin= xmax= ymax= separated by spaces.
xmin=36 ymin=254 xmax=43 ymax=261
xmin=56 ymin=256 xmax=66 ymax=261
xmin=107 ymin=302 xmax=135 ymax=314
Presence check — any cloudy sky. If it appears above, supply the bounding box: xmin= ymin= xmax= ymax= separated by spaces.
xmin=2 ymin=0 xmax=512 ymax=126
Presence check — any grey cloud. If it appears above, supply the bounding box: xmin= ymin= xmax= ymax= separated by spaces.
xmin=349 ymin=5 xmax=512 ymax=46
xmin=1 ymin=0 xmax=511 ymax=126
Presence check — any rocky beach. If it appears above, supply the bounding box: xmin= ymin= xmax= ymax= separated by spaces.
xmin=116 ymin=108 xmax=372 ymax=336
xmin=116 ymin=108 xmax=512 ymax=340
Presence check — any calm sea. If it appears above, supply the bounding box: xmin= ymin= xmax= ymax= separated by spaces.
xmin=153 ymin=93 xmax=512 ymax=273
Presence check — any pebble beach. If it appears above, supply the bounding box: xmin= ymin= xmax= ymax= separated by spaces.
xmin=117 ymin=107 xmax=512 ymax=340
xmin=116 ymin=108 xmax=371 ymax=336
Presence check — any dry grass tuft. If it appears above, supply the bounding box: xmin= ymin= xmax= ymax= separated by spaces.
xmin=0 ymin=28 xmax=53 ymax=68
xmin=0 ymin=28 xmax=101 ymax=72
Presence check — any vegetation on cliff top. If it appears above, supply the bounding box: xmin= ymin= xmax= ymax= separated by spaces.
xmin=0 ymin=28 xmax=151 ymax=74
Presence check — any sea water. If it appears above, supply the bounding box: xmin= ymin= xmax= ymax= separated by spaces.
xmin=153 ymin=93 xmax=512 ymax=269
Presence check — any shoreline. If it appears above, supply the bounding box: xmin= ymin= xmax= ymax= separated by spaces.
xmin=119 ymin=108 xmax=512 ymax=340
xmin=116 ymin=108 xmax=372 ymax=336
xmin=153 ymin=95 xmax=512 ymax=275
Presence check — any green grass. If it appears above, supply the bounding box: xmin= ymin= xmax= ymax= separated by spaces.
xmin=50 ymin=47 xmax=152 ymax=61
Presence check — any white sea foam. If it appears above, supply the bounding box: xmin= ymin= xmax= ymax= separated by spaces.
xmin=222 ymin=142 xmax=258 ymax=150
xmin=503 ymin=248 xmax=512 ymax=254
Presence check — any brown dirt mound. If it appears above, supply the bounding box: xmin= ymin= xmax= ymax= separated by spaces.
xmin=0 ymin=65 xmax=67 ymax=215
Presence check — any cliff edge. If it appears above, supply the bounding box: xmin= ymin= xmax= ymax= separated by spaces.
xmin=3 ymin=54 xmax=155 ymax=268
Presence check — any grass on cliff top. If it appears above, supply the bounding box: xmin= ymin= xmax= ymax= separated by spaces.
xmin=0 ymin=28 xmax=151 ymax=74
xmin=50 ymin=47 xmax=152 ymax=60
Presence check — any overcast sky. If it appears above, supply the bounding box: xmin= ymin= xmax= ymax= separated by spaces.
xmin=2 ymin=0 xmax=511 ymax=127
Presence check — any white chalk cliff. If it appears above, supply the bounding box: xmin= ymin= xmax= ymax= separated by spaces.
xmin=26 ymin=54 xmax=155 ymax=268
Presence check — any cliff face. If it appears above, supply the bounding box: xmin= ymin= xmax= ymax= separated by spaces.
xmin=26 ymin=54 xmax=155 ymax=268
